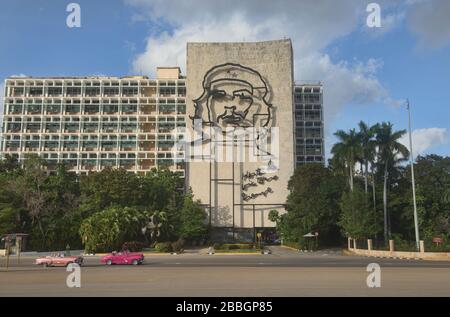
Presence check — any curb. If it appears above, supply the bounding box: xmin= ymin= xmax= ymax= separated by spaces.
xmin=280 ymin=245 xmax=299 ymax=251
xmin=212 ymin=252 xmax=262 ymax=255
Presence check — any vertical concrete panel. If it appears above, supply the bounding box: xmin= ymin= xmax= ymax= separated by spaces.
xmin=186 ymin=40 xmax=294 ymax=230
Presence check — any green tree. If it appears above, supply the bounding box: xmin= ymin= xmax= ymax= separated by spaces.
xmin=375 ymin=122 xmax=409 ymax=242
xmin=331 ymin=129 xmax=361 ymax=191
xmin=0 ymin=154 xmax=19 ymax=173
xmin=79 ymin=206 xmax=146 ymax=253
xmin=357 ymin=121 xmax=379 ymax=212
xmin=0 ymin=174 xmax=25 ymax=235
xmin=402 ymin=155 xmax=450 ymax=240
xmin=281 ymin=164 xmax=346 ymax=247
xmin=178 ymin=192 xmax=207 ymax=241
xmin=78 ymin=168 xmax=141 ymax=217
xmin=13 ymin=154 xmax=48 ymax=249
xmin=42 ymin=164 xmax=81 ymax=249
xmin=339 ymin=187 xmax=378 ymax=241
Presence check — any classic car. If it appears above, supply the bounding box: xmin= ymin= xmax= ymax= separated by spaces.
xmin=35 ymin=253 xmax=83 ymax=267
xmin=101 ymin=250 xmax=144 ymax=265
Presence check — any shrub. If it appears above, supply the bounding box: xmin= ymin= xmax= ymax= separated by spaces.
xmin=282 ymin=240 xmax=299 ymax=250
xmin=155 ymin=242 xmax=172 ymax=253
xmin=222 ymin=243 xmax=255 ymax=250
xmin=122 ymin=241 xmax=146 ymax=252
xmin=391 ymin=234 xmax=416 ymax=252
xmin=171 ymin=239 xmax=185 ymax=253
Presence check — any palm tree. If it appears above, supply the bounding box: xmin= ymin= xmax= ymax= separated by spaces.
xmin=357 ymin=122 xmax=378 ymax=194
xmin=375 ymin=122 xmax=409 ymax=242
xmin=331 ymin=129 xmax=361 ymax=191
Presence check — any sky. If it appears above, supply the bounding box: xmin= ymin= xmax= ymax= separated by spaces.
xmin=1 ymin=0 xmax=449 ymax=160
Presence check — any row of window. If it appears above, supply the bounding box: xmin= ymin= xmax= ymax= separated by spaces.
xmin=4 ymin=104 xmax=186 ymax=114
xmin=296 ymin=156 xmax=324 ymax=164
xmin=4 ymin=124 xmax=186 ymax=133
xmin=7 ymin=86 xmax=186 ymax=97
xmin=7 ymin=80 xmax=185 ymax=87
xmin=296 ymin=144 xmax=323 ymax=155
xmin=3 ymin=142 xmax=179 ymax=151
xmin=294 ymin=94 xmax=321 ymax=103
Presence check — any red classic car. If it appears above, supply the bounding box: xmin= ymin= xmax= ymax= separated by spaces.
xmin=101 ymin=251 xmax=144 ymax=265
xmin=35 ymin=253 xmax=83 ymax=267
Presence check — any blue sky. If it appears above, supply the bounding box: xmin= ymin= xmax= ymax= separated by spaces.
xmin=1 ymin=0 xmax=449 ymax=159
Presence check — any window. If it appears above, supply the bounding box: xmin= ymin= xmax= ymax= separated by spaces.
xmin=29 ymin=87 xmax=43 ymax=96
xmin=65 ymin=104 xmax=80 ymax=113
xmin=103 ymin=104 xmax=118 ymax=113
xmin=66 ymin=87 xmax=81 ymax=96
xmin=84 ymin=105 xmax=99 ymax=113
xmin=104 ymin=87 xmax=119 ymax=96
xmin=48 ymin=87 xmax=62 ymax=96
xmin=159 ymin=87 xmax=175 ymax=96
xmin=122 ymin=87 xmax=138 ymax=97
xmin=85 ymin=87 xmax=100 ymax=96
xmin=26 ymin=104 xmax=42 ymax=114
xmin=45 ymin=104 xmax=61 ymax=114
xmin=12 ymin=87 xmax=24 ymax=97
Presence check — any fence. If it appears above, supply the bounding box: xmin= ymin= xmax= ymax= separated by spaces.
xmin=346 ymin=238 xmax=450 ymax=261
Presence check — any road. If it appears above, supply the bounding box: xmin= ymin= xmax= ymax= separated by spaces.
xmin=1 ymin=247 xmax=450 ymax=296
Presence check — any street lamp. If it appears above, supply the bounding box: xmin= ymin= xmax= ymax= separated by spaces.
xmin=406 ymin=99 xmax=420 ymax=251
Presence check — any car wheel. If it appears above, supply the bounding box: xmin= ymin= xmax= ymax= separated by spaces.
xmin=106 ymin=259 xmax=113 ymax=266
xmin=132 ymin=259 xmax=138 ymax=265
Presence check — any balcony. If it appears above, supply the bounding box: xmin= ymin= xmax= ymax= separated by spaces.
xmin=101 ymin=147 xmax=118 ymax=151
xmin=82 ymin=147 xmax=97 ymax=151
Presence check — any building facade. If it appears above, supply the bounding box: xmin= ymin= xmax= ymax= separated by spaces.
xmin=0 ymin=40 xmax=325 ymax=242
xmin=294 ymin=83 xmax=324 ymax=166
xmin=186 ymin=40 xmax=295 ymax=241
xmin=1 ymin=68 xmax=186 ymax=176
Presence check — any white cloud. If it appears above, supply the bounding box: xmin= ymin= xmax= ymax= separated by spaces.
xmin=364 ymin=11 xmax=406 ymax=38
xmin=407 ymin=0 xmax=450 ymax=50
xmin=127 ymin=0 xmax=390 ymax=126
xmin=400 ymin=128 xmax=449 ymax=156
xmin=126 ymin=0 xmax=450 ymax=162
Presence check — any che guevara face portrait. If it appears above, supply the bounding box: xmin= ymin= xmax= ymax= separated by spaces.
xmin=191 ymin=63 xmax=272 ymax=129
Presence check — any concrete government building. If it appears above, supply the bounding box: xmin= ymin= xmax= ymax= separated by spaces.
xmin=1 ymin=39 xmax=324 ymax=241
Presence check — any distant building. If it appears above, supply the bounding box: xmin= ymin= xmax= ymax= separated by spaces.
xmin=1 ymin=68 xmax=186 ymax=176
xmin=294 ymin=83 xmax=324 ymax=166
xmin=0 ymin=40 xmax=325 ymax=242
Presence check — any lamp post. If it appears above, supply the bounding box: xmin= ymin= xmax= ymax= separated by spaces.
xmin=406 ymin=99 xmax=420 ymax=251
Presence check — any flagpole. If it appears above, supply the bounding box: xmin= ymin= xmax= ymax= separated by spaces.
xmin=407 ymin=99 xmax=420 ymax=251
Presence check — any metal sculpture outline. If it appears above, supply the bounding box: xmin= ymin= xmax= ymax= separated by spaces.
xmin=190 ymin=62 xmax=272 ymax=129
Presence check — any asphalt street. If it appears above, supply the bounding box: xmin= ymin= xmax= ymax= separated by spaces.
xmin=1 ymin=247 xmax=450 ymax=296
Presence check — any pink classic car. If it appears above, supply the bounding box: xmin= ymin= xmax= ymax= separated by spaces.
xmin=36 ymin=253 xmax=83 ymax=267
xmin=101 ymin=251 xmax=144 ymax=265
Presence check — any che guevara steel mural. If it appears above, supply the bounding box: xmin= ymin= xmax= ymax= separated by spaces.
xmin=190 ymin=63 xmax=279 ymax=202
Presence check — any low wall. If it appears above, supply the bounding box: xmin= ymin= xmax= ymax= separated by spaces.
xmin=345 ymin=248 xmax=450 ymax=261
xmin=345 ymin=238 xmax=450 ymax=261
